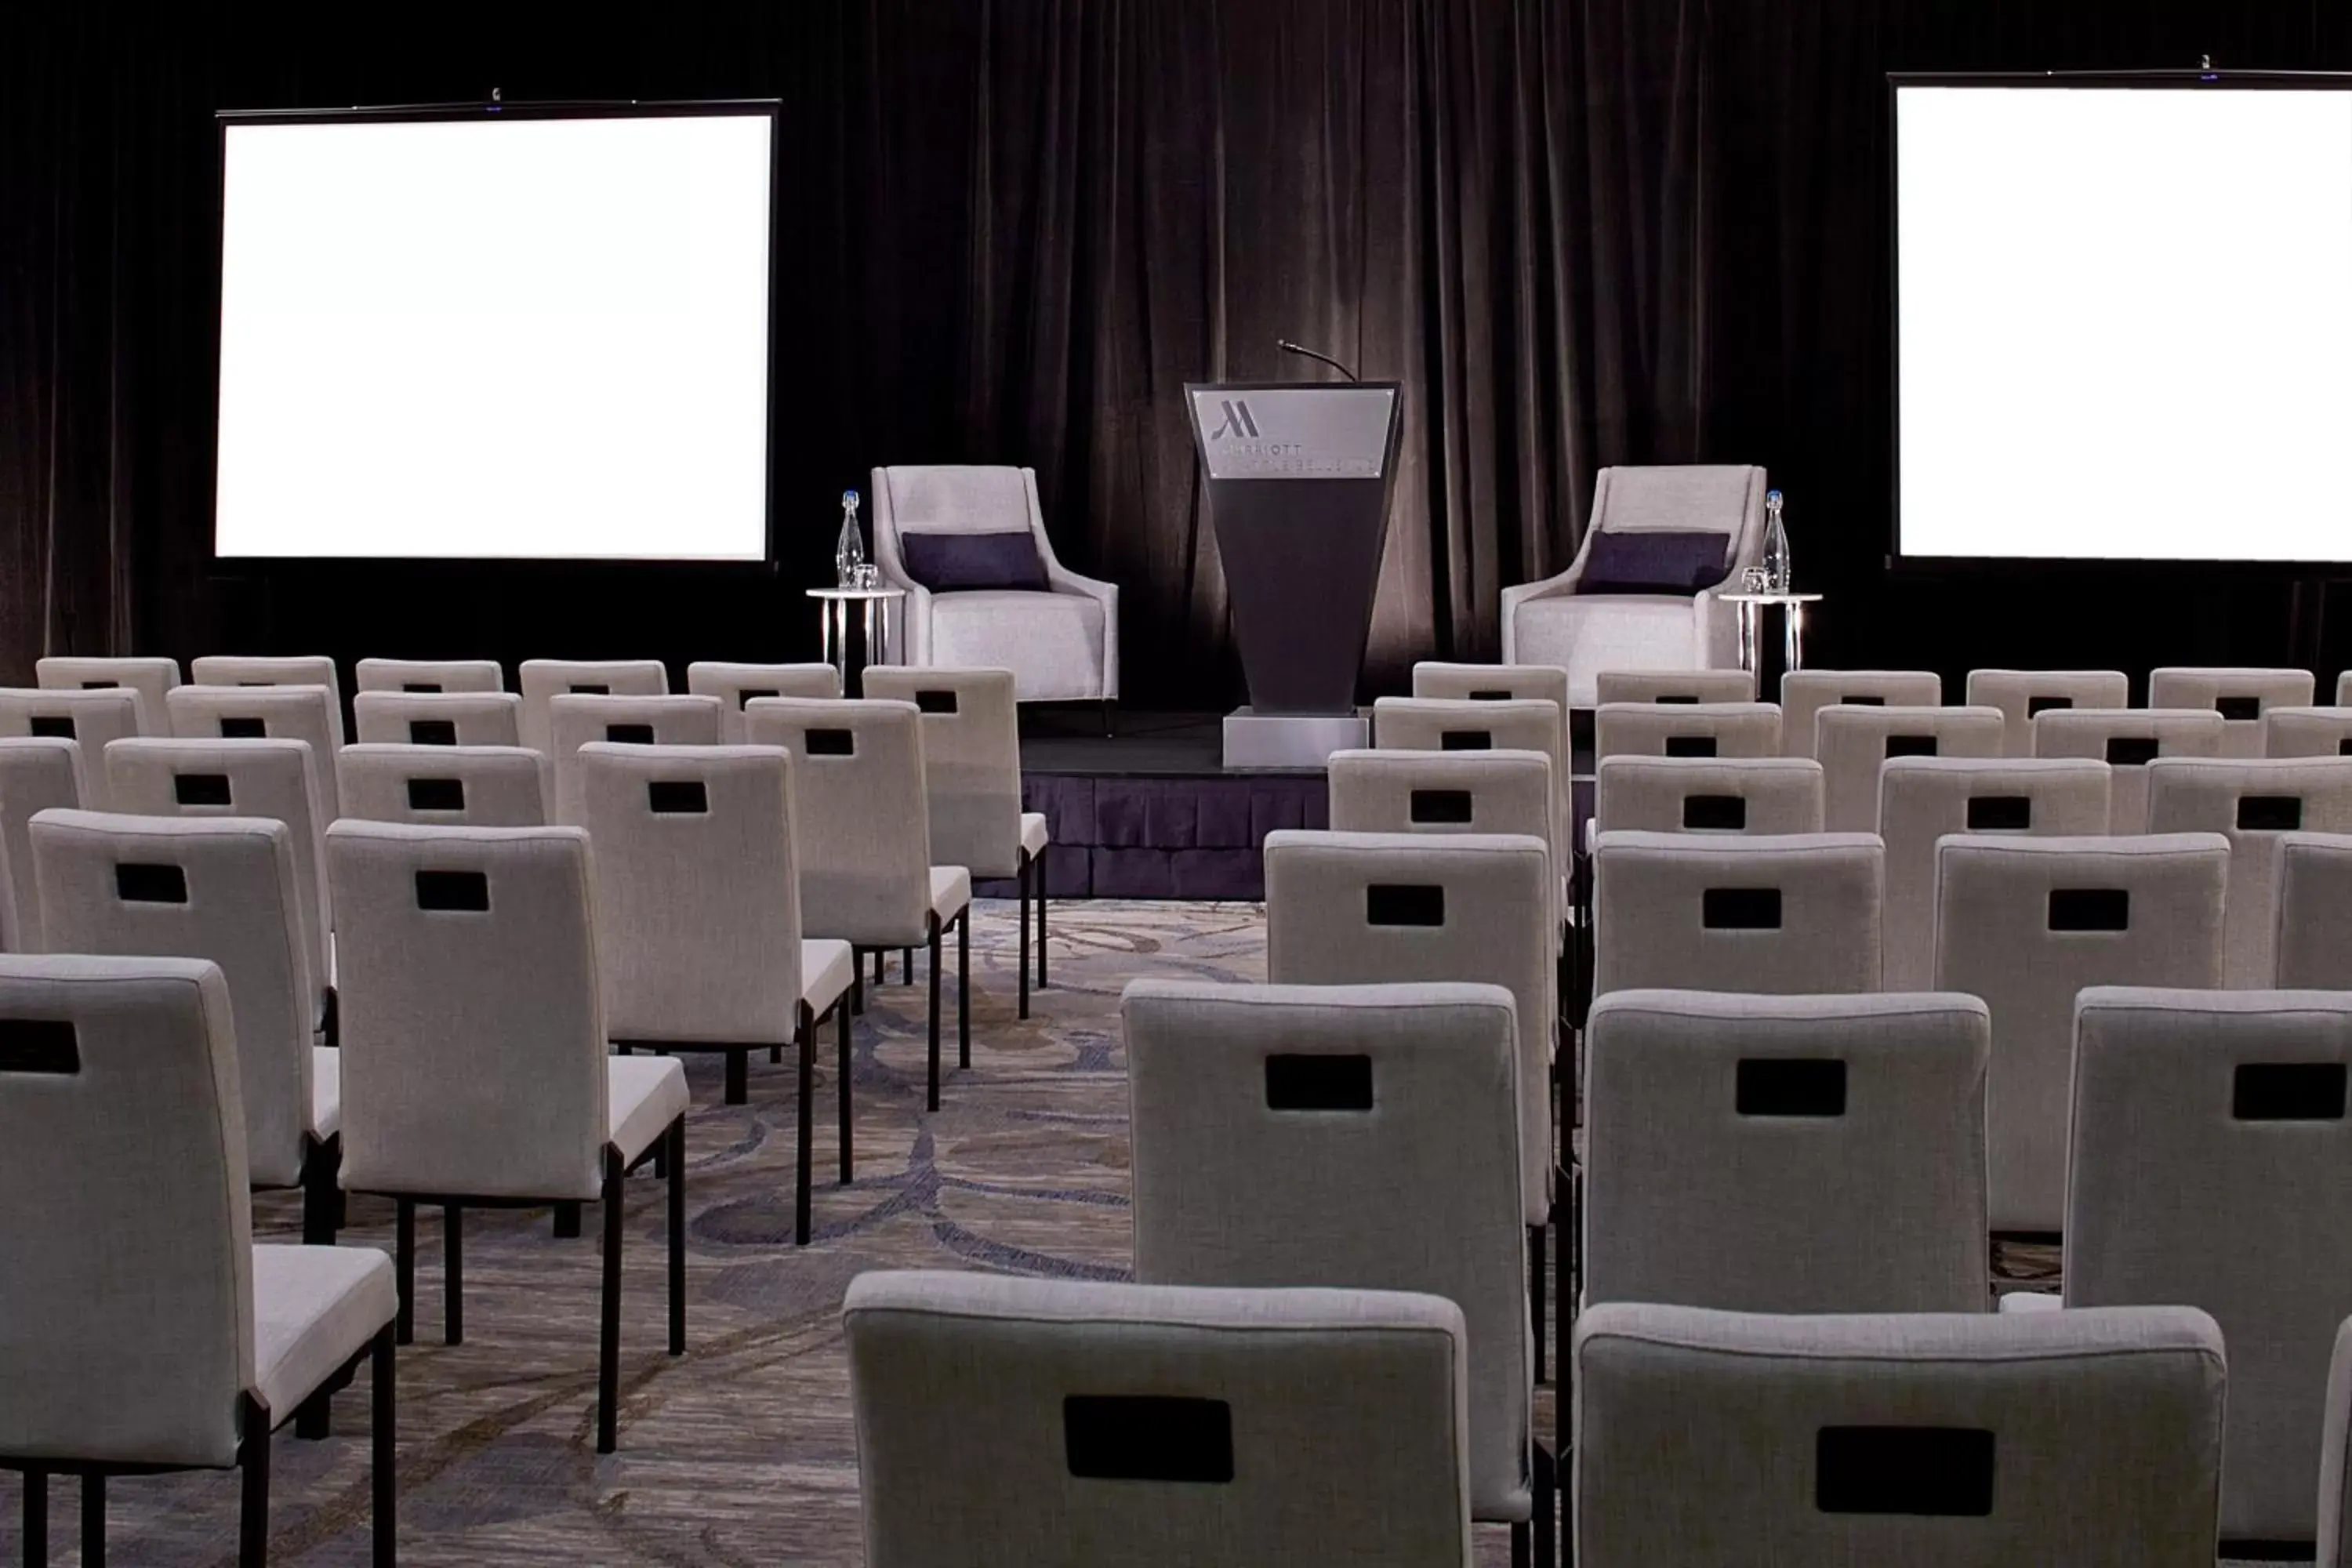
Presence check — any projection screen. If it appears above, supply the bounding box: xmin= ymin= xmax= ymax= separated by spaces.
xmin=215 ymin=106 xmax=776 ymax=561
xmin=1893 ymin=80 xmax=2352 ymax=563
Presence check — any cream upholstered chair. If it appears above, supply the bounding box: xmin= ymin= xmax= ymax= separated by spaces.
xmin=1572 ymin=1302 xmax=2224 ymax=1568
xmin=192 ymin=655 xmax=347 ymax=749
xmin=2034 ymin=707 xmax=2227 ymax=833
xmin=862 ymin=666 xmax=1052 ymax=1015
xmin=0 ymin=688 xmax=139 ymax=809
xmin=35 ymin=655 xmax=180 ymax=733
xmin=579 ymin=744 xmax=855 ymax=1243
xmin=0 ymin=737 xmax=82 ymax=952
xmin=1592 ymin=757 xmax=1823 ymax=837
xmin=545 ymin=693 xmax=723 ymax=826
xmin=2278 ymin=833 xmax=2352 ymax=987
xmin=1593 ymin=667 xmax=1755 ymax=706
xmin=2065 ymin=988 xmax=2352 ymax=1549
xmin=844 ymin=1272 xmax=1474 ymax=1568
xmin=34 ymin=809 xmax=341 ymax=1243
xmin=1593 ymin=701 xmax=1780 ymax=761
xmin=2268 ymin=707 xmax=2352 ymax=758
xmin=0 ymin=954 xmax=397 ymax=1567
xmin=870 ymin=464 xmax=1118 ymax=705
xmin=1877 ymin=757 xmax=2111 ymax=989
xmin=1123 ymin=980 xmax=1547 ymax=1563
xmin=745 ymin=698 xmax=973 ymax=1109
xmin=338 ymin=744 xmax=550 ymax=829
xmin=1811 ymin=704 xmax=2005 ymax=832
xmin=1501 ymin=465 xmax=1768 ymax=708
xmin=352 ymin=690 xmax=523 ymax=749
xmin=2151 ymin=666 xmax=2318 ymax=758
xmin=167 ymin=683 xmax=344 ymax=822
xmin=2147 ymin=757 xmax=2352 ymax=988
xmin=517 ymin=658 xmax=668 ymax=754
xmin=1965 ymin=669 xmax=2130 ymax=757
xmin=1374 ymin=698 xmax=1567 ymax=872
xmin=1589 ymin=832 xmax=1883 ymax=997
xmin=1583 ymin=991 xmax=1989 ymax=1314
xmin=1933 ymin=833 xmax=2227 ymax=1235
xmin=687 ymin=661 xmax=842 ymax=742
xmin=325 ymin=819 xmax=688 ymax=1453
xmin=1778 ymin=670 xmax=1942 ymax=758
xmin=353 ymin=656 xmax=504 ymax=695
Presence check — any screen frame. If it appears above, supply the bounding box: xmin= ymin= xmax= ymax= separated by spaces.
xmin=210 ymin=97 xmax=783 ymax=567
xmin=1886 ymin=69 xmax=2352 ymax=573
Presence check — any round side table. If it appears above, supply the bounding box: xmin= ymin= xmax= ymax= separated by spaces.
xmin=1720 ymin=591 xmax=1824 ymax=675
xmin=807 ymin=586 xmax=907 ymax=692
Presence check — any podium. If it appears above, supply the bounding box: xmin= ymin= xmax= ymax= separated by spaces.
xmin=1185 ymin=381 xmax=1403 ymax=768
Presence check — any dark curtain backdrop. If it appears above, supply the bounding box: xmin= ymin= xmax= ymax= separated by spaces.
xmin=5 ymin=2 xmax=2352 ymax=704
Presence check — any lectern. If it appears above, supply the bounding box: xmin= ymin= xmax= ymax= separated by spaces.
xmin=1185 ymin=381 xmax=1403 ymax=768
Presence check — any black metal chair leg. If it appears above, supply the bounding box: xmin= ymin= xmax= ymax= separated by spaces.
xmin=372 ymin=1326 xmax=396 ymax=1568
xmin=302 ymin=1134 xmax=340 ymax=1245
xmin=554 ymin=1201 xmax=582 ymax=1239
xmin=794 ymin=1008 xmax=815 ymax=1246
xmin=444 ymin=1204 xmax=464 ymax=1346
xmin=1511 ymin=1519 xmax=1530 ymax=1568
xmin=724 ymin=1047 xmax=748 ymax=1105
xmin=666 ymin=1116 xmax=686 ymax=1356
xmin=79 ymin=1474 xmax=101 ymax=1568
xmin=394 ymin=1199 xmax=416 ymax=1345
xmin=851 ymin=957 xmax=864 ymax=1017
xmin=927 ymin=916 xmax=943 ymax=1112
xmin=238 ymin=1395 xmax=270 ymax=1568
xmin=1534 ymin=1439 xmax=1557 ymax=1568
xmin=1018 ymin=851 xmax=1032 ymax=1019
xmin=295 ymin=1383 xmax=332 ymax=1440
xmin=872 ymin=949 xmax=885 ymax=989
xmin=597 ymin=1148 xmax=624 ymax=1454
xmin=771 ymin=1041 xmax=782 ymax=1065
xmin=24 ymin=1465 xmax=46 ymax=1565
xmin=957 ymin=908 xmax=971 ymax=1069
xmin=837 ymin=1000 xmax=855 ymax=1183
xmin=902 ymin=946 xmax=913 ymax=982
xmin=1530 ymin=1224 xmax=1548 ymax=1385
xmin=1036 ymin=844 xmax=1049 ymax=989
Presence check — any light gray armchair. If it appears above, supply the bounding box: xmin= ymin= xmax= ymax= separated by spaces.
xmin=871 ymin=465 xmax=1118 ymax=703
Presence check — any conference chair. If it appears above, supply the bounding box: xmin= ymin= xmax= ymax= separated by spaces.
xmin=517 ymin=657 xmax=668 ymax=754
xmin=1501 ymin=464 xmax=1769 ymax=707
xmin=352 ymin=690 xmax=524 ymax=749
xmin=35 ymin=654 xmax=180 ymax=733
xmin=578 ymin=744 xmax=854 ymax=1243
xmin=0 ymin=955 xmax=398 ymax=1568
xmin=2277 ymin=833 xmax=2352 ymax=987
xmin=1592 ymin=700 xmax=1780 ymax=762
xmin=1877 ymin=757 xmax=2111 ymax=989
xmin=0 ymin=688 xmax=140 ymax=809
xmin=2266 ymin=706 xmax=2352 ymax=758
xmin=192 ymin=655 xmax=347 ymax=750
xmin=337 ymin=745 xmax=550 ymax=829
xmin=1373 ymin=696 xmax=1568 ymax=867
xmin=0 ymin=737 xmax=81 ymax=952
xmin=33 ymin=809 xmax=340 ymax=1243
xmin=167 ymin=683 xmax=344 ymax=822
xmin=353 ymin=657 xmax=504 ymax=695
xmin=843 ymin=1272 xmax=1474 ymax=1568
xmin=2151 ymin=666 xmax=2317 ymax=757
xmin=1592 ymin=667 xmax=1756 ymax=706
xmin=2147 ymin=757 xmax=2352 ymax=987
xmin=870 ymin=464 xmax=1120 ymax=705
xmin=1778 ymin=670 xmax=1943 ymax=757
xmin=1123 ymin=981 xmax=1548 ymax=1566
xmin=1582 ymin=990 xmax=1990 ymax=1313
xmin=544 ymin=692 xmax=723 ymax=826
xmin=325 ymin=820 xmax=688 ymax=1454
xmin=1811 ymin=704 xmax=2005 ymax=832
xmin=1592 ymin=756 xmax=1823 ymax=837
xmin=1589 ymin=831 xmax=1882 ymax=996
xmin=2063 ymin=987 xmax=2352 ymax=1552
xmin=1411 ymin=660 xmax=1571 ymax=717
xmin=2033 ymin=706 xmax=2227 ymax=833
xmin=1965 ymin=668 xmax=2130 ymax=757
xmin=2321 ymin=1318 xmax=2352 ymax=1567
xmin=1571 ymin=1302 xmax=2224 ymax=1568
xmin=862 ymin=666 xmax=1052 ymax=1014
xmin=743 ymin=698 xmax=972 ymax=1109
xmin=1933 ymin=833 xmax=2227 ymax=1235
xmin=686 ymin=660 xmax=841 ymax=742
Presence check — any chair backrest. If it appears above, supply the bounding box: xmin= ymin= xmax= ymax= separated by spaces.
xmin=1123 ymin=980 xmax=1526 ymax=1521
xmin=191 ymin=655 xmax=346 ymax=749
xmin=1877 ymin=757 xmax=2112 ymax=989
xmin=1572 ymin=1301 xmax=2224 ymax=1568
xmin=1261 ymin=829 xmax=1554 ymax=1223
xmin=1965 ymin=669 xmax=2132 ymax=757
xmin=35 ymin=655 xmax=180 ymax=734
xmin=687 ymin=661 xmax=843 ymax=742
xmin=579 ymin=744 xmax=808 ymax=1042
xmin=1778 ymin=670 xmax=1944 ymax=757
xmin=0 ymin=954 xmax=253 ymax=1470
xmin=1933 ymin=833 xmax=2228 ymax=1232
xmin=352 ymin=657 xmax=505 ymax=695
xmin=336 ymin=744 xmax=550 ymax=829
xmin=107 ymin=738 xmax=329 ymax=995
xmin=1573 ymin=464 xmax=1769 ymax=575
xmin=2278 ymin=833 xmax=2352 ymax=988
xmin=1328 ymin=750 xmax=1554 ymax=848
xmin=2069 ymin=987 xmax=2352 ymax=1542
xmin=352 ymin=690 xmax=524 ymax=749
xmin=862 ymin=666 xmax=1023 ymax=878
xmin=1593 ymin=701 xmax=1780 ymax=761
xmin=0 ymin=688 xmax=140 ymax=809
xmin=1583 ymin=989 xmax=1989 ymax=1313
xmin=2151 ymin=666 xmax=2317 ymax=757
xmin=871 ymin=463 xmax=1044 ymax=540
xmin=743 ymin=698 xmax=938 ymax=947
xmin=1372 ymin=697 xmax=1566 ymax=866
xmin=326 ymin=820 xmax=608 ymax=1201
xmin=2033 ymin=707 xmax=2227 ymax=833
xmin=1593 ymin=667 xmax=1756 ymax=706
xmin=1813 ymin=705 xmax=2005 ymax=832
xmin=32 ymin=809 xmax=314 ymax=1185
xmin=517 ymin=658 xmax=670 ymax=753
xmin=165 ymin=683 xmax=342 ymax=822
xmin=844 ymin=1271 xmax=1473 ymax=1568
xmin=545 ymin=694 xmax=723 ymax=826
xmin=2147 ymin=757 xmax=2352 ymax=987
xmin=0 ymin=738 xmax=82 ymax=952
xmin=1410 ymin=661 xmax=1571 ymax=719
xmin=1591 ymin=831 xmax=1882 ymax=997
xmin=2267 ymin=706 xmax=2352 ymax=759
xmin=1592 ymin=756 xmax=1824 ymax=837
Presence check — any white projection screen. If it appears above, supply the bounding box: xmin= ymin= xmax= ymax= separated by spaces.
xmin=215 ymin=107 xmax=776 ymax=561
xmin=1894 ymin=80 xmax=2352 ymax=562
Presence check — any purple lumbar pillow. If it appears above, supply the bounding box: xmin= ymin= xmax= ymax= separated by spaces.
xmin=899 ymin=531 xmax=1050 ymax=593
xmin=1577 ymin=529 xmax=1733 ymax=595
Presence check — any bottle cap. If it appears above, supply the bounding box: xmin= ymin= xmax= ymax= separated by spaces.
xmin=842 ymin=489 xmax=860 ymax=509
xmin=1766 ymin=488 xmax=1782 ymax=503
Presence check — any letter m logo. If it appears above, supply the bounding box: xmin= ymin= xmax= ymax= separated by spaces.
xmin=1208 ymin=399 xmax=1260 ymax=440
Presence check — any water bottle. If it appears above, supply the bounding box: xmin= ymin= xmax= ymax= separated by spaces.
xmin=1762 ymin=488 xmax=1791 ymax=593
xmin=835 ymin=489 xmax=865 ymax=586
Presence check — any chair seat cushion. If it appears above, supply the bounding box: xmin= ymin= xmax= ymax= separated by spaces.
xmin=930 ymin=591 xmax=1105 ymax=702
xmin=250 ymin=1243 xmax=397 ymax=1420
xmin=310 ymin=1047 xmax=340 ymax=1142
xmin=803 ymin=938 xmax=855 ymax=1014
xmin=1512 ymin=596 xmax=1700 ymax=707
xmin=1020 ymin=811 xmax=1049 ymax=858
xmin=901 ymin=530 xmax=1049 ymax=592
xmin=608 ymin=1054 xmax=690 ymax=1167
xmin=931 ymin=866 xmax=973 ymax=920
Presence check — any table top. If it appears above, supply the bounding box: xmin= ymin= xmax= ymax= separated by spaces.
xmin=1720 ymin=591 xmax=1824 ymax=605
xmin=806 ymin=585 xmax=908 ymax=601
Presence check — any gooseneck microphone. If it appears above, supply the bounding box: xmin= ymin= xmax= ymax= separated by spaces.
xmin=1276 ymin=338 xmax=1359 ymax=383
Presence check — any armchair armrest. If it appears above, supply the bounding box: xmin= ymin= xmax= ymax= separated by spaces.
xmin=1045 ymin=561 xmax=1120 ymax=700
xmin=873 ymin=558 xmax=935 ymax=666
